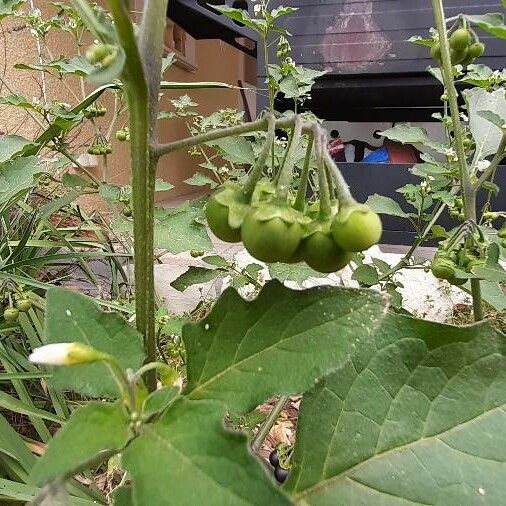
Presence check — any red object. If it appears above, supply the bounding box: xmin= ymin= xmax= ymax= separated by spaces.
xmin=328 ymin=138 xmax=345 ymax=162
xmin=384 ymin=139 xmax=418 ymax=164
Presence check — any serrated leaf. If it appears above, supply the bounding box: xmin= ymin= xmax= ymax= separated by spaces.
xmin=352 ymin=265 xmax=379 ymax=286
xmin=0 ymin=94 xmax=38 ymax=111
xmin=286 ymin=314 xmax=506 ymax=504
xmin=170 ymin=267 xmax=223 ymax=292
xmin=99 ymin=183 xmax=121 ymax=202
xmin=112 ymin=203 xmax=213 ymax=254
xmin=183 ymin=281 xmax=387 ymax=412
xmin=410 ymin=162 xmax=451 ymax=178
xmin=460 ymin=64 xmax=499 ymax=88
xmin=44 ymin=288 xmax=144 ymax=397
xmin=371 ymin=258 xmax=391 ymax=275
xmin=464 ymin=88 xmax=506 ymax=161
xmin=407 ymin=35 xmax=434 ymax=47
xmin=30 ymin=403 xmax=130 ymax=485
xmin=214 ymin=5 xmax=268 ymax=35
xmin=155 ymin=178 xmax=174 ymax=192
xmin=244 ymin=263 xmax=264 ymax=279
xmin=208 ymin=136 xmax=255 ymax=165
xmin=203 ymin=255 xmax=229 ymax=268
xmin=184 ymin=173 xmax=218 ymax=189
xmin=61 ymin=173 xmax=93 ymax=188
xmin=268 ymin=263 xmax=321 ymax=284
xmin=365 ymin=194 xmax=414 ymax=218
xmin=122 ymin=397 xmax=289 ymax=505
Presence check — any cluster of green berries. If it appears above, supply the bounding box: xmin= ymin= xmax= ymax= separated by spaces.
xmin=115 ymin=127 xmax=130 ymax=142
xmin=83 ymin=105 xmax=107 ymax=119
xmin=431 ymin=27 xmax=485 ymax=67
xmin=2 ymin=295 xmax=33 ymax=323
xmin=205 ymin=181 xmax=382 ymax=274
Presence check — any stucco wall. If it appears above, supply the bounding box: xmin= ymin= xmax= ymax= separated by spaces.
xmin=0 ymin=0 xmax=256 ymax=205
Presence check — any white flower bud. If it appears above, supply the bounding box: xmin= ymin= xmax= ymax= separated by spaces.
xmin=29 ymin=342 xmax=106 ymax=366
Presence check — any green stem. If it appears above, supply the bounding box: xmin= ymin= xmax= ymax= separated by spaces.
xmin=243 ymin=114 xmax=276 ymax=199
xmin=322 ymin=146 xmax=355 ymax=207
xmin=55 ymin=147 xmax=100 ymax=186
xmin=432 ymin=0 xmax=483 ymax=321
xmin=294 ymin=131 xmax=314 ymax=212
xmin=107 ymin=0 xmax=157 ymax=390
xmin=315 ymin=129 xmax=331 ymax=219
xmin=475 ymin=132 xmax=506 ymax=187
xmin=377 ymin=198 xmax=450 ymax=283
xmin=276 ymin=117 xmax=303 ymax=200
xmin=138 ymin=0 xmax=169 ymax=134
xmin=251 ymin=395 xmax=288 ymax=453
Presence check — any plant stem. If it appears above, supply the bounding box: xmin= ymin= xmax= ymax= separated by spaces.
xmin=322 ymin=149 xmax=355 ymax=207
xmin=432 ymin=0 xmax=484 ymax=321
xmin=475 ymin=132 xmax=506 ymax=187
xmin=138 ymin=0 xmax=169 ymax=134
xmin=277 ymin=116 xmax=302 ymax=200
xmin=294 ymin=131 xmax=314 ymax=211
xmin=107 ymin=0 xmax=157 ymax=390
xmin=251 ymin=395 xmax=288 ymax=453
xmin=243 ymin=114 xmax=276 ymax=199
xmin=315 ymin=129 xmax=331 ymax=218
xmin=155 ymin=116 xmax=306 ymax=158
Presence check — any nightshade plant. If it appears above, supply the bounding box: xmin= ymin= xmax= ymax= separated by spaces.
xmin=7 ymin=1 xmax=506 ymax=504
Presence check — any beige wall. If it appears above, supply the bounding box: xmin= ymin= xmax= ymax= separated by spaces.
xmin=0 ymin=0 xmax=257 ymax=205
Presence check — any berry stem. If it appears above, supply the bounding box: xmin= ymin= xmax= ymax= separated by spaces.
xmin=322 ymin=137 xmax=356 ymax=208
xmin=315 ymin=129 xmax=332 ymax=219
xmin=293 ymin=130 xmax=314 ymax=212
xmin=276 ymin=116 xmax=303 ymax=200
xmin=243 ymin=114 xmax=276 ymax=200
xmin=251 ymin=395 xmax=289 ymax=453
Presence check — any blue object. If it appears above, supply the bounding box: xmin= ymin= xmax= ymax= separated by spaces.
xmin=362 ymin=146 xmax=390 ymax=164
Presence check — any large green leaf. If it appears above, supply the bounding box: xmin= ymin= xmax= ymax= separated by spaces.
xmin=31 ymin=403 xmax=131 ymax=486
xmin=183 ymin=281 xmax=387 ymax=412
xmin=208 ymin=136 xmax=255 ymax=165
xmin=122 ymin=397 xmax=289 ymax=505
xmin=0 ymin=156 xmax=42 ymax=206
xmin=286 ymin=314 xmax=506 ymax=504
xmin=464 ymin=88 xmax=506 ymax=161
xmin=171 ymin=266 xmax=223 ymax=292
xmin=44 ymin=288 xmax=144 ymax=397
xmin=113 ymin=203 xmax=212 ymax=254
xmin=365 ymin=194 xmax=415 ymax=218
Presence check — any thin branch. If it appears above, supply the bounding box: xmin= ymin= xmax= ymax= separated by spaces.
xmin=475 ymin=132 xmax=506 ymax=188
xmin=154 ymin=116 xmax=306 ymax=158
